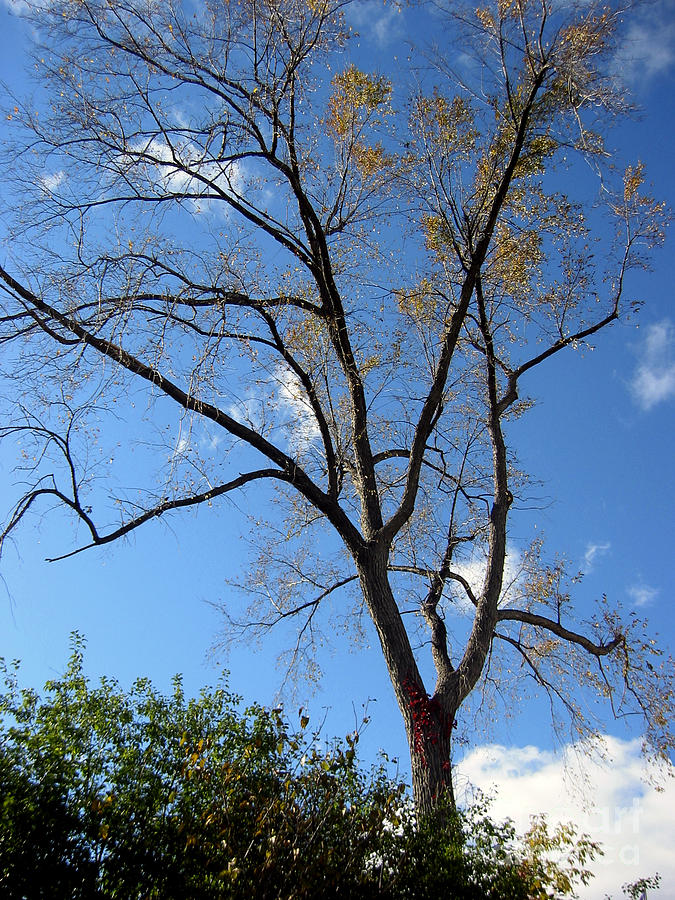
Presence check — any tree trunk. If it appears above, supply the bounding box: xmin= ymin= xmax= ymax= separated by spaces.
xmin=406 ymin=683 xmax=456 ymax=817
xmin=357 ymin=548 xmax=457 ymax=818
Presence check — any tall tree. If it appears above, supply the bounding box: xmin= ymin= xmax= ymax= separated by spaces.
xmin=0 ymin=0 xmax=672 ymax=814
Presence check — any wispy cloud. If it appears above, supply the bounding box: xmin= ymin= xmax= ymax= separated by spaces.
xmin=1 ymin=0 xmax=31 ymax=15
xmin=167 ymin=423 xmax=225 ymax=467
xmin=448 ymin=543 xmax=524 ymax=611
xmin=125 ymin=137 xmax=243 ymax=216
xmin=348 ymin=1 xmax=404 ymax=48
xmin=39 ymin=170 xmax=66 ymax=194
xmin=630 ymin=320 xmax=675 ymax=411
xmin=167 ymin=431 xmax=191 ymax=467
xmin=274 ymin=366 xmax=321 ymax=453
xmin=457 ymin=737 xmax=675 ymax=899
xmin=627 ymin=584 xmax=659 ymax=608
xmin=583 ymin=541 xmax=611 ymax=573
xmin=201 ymin=430 xmax=223 ymax=453
xmin=226 ymin=393 xmax=267 ymax=434
xmin=224 ymin=368 xmax=320 ymax=455
xmin=613 ymin=0 xmax=675 ymax=85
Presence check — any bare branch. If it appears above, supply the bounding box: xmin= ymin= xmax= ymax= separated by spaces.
xmin=0 ymin=265 xmax=362 ymax=551
xmin=497 ymin=609 xmax=623 ymax=657
xmin=45 ymin=469 xmax=287 ymax=562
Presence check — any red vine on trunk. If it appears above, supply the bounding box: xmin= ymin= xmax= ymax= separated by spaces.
xmin=404 ymin=679 xmax=457 ymax=771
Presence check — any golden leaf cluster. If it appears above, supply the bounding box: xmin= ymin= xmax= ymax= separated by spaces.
xmin=623 ymin=162 xmax=645 ymax=203
xmin=421 ymin=215 xmax=449 ymax=257
xmin=415 ymin=92 xmax=478 ymax=159
xmin=352 ymin=142 xmax=393 ymax=178
xmin=490 ymin=224 xmax=542 ymax=296
xmin=395 ymin=278 xmax=440 ymax=328
xmin=326 ymin=65 xmax=391 ymax=139
xmin=560 ymin=11 xmax=613 ymax=57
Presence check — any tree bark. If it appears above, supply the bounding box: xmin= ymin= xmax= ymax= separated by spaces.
xmin=357 ymin=547 xmax=457 ymax=818
xmin=407 ymin=683 xmax=456 ymax=816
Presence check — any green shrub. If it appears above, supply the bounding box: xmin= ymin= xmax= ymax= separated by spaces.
xmin=0 ymin=635 xmax=608 ymax=899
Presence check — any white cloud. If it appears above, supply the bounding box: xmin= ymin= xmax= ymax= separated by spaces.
xmin=226 ymin=393 xmax=267 ymax=433
xmin=614 ymin=2 xmax=675 ymax=85
xmin=348 ymin=1 xmax=404 ymax=47
xmin=457 ymin=737 xmax=675 ymax=899
xmin=274 ymin=366 xmax=321 ymax=452
xmin=584 ymin=541 xmax=611 ymax=572
xmin=631 ymin=321 xmax=675 ymax=411
xmin=202 ymin=431 xmax=223 ymax=453
xmin=449 ymin=543 xmax=524 ymax=611
xmin=167 ymin=423 xmax=224 ymax=466
xmin=225 ymin=368 xmax=320 ymax=455
xmin=125 ymin=136 xmax=242 ymax=215
xmin=1 ymin=0 xmax=31 ymax=14
xmin=39 ymin=170 xmax=66 ymax=194
xmin=167 ymin=431 xmax=191 ymax=466
xmin=627 ymin=584 xmax=659 ymax=608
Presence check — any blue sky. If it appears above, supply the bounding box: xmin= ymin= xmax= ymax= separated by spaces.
xmin=1 ymin=1 xmax=674 ymax=896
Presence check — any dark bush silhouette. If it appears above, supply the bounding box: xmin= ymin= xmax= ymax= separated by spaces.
xmin=1 ymin=636 xmax=606 ymax=898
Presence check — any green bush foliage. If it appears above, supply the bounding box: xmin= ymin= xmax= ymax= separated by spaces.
xmin=1 ymin=636 xmax=609 ymax=899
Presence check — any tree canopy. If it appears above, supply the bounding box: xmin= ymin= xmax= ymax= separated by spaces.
xmin=0 ymin=0 xmax=672 ymax=813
